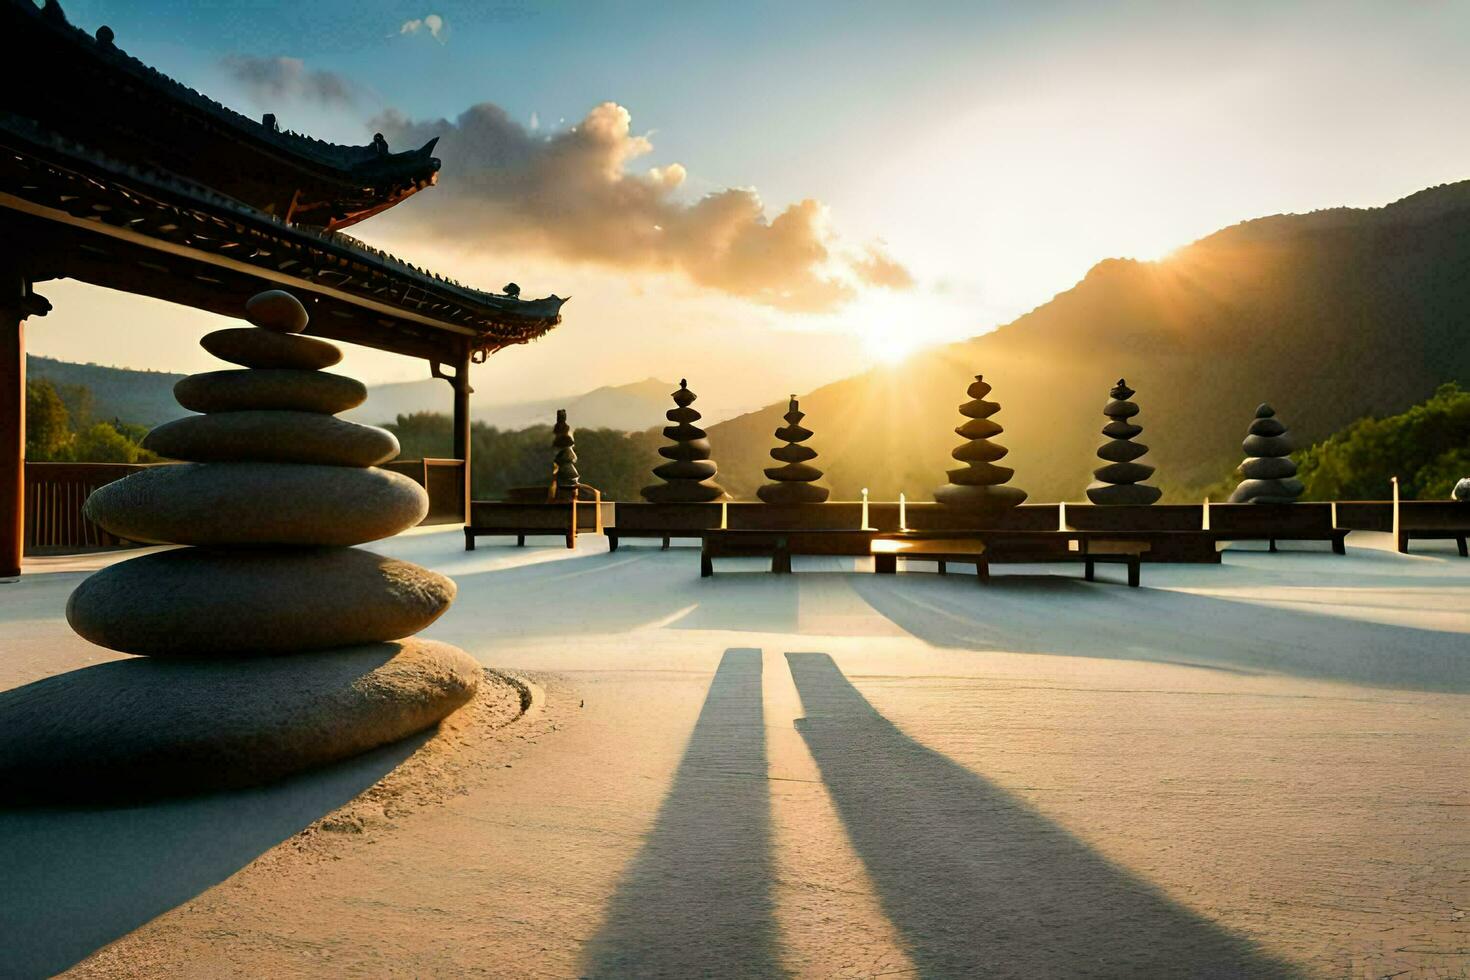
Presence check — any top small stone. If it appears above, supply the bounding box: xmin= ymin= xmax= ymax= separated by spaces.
xmin=244 ymin=290 xmax=309 ymax=334
xmin=1255 ymin=403 xmax=1275 ymax=419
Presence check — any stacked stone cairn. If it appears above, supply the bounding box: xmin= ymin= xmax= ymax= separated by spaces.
xmin=4 ymin=290 xmax=482 ymax=801
xmin=1229 ymin=403 xmax=1304 ymax=503
xmin=641 ymin=379 xmax=726 ymax=503
xmin=934 ymin=374 xmax=1027 ymax=515
xmin=757 ymin=396 xmax=830 ymax=504
xmin=1085 ymin=378 xmax=1162 ymax=505
xmin=552 ymin=409 xmax=581 ymax=496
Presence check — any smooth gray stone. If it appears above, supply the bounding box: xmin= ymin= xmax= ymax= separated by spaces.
xmin=661 ymin=423 xmax=707 ymax=443
xmin=945 ymin=462 xmax=1015 ymax=486
xmin=763 ymin=462 xmax=824 ymax=483
xmin=952 ymin=440 xmax=1009 ymax=463
xmin=653 ymin=459 xmax=718 ymax=481
xmin=1097 ymin=439 xmax=1148 ymax=463
xmin=1102 ymin=420 xmax=1142 ymax=439
xmin=200 ymin=328 xmax=341 ymax=370
xmin=1229 ymin=478 xmax=1305 ymax=503
xmin=1247 ymin=417 xmax=1286 ymax=438
xmin=658 ymin=438 xmax=712 ymax=462
xmin=959 ymin=398 xmax=1001 ymax=420
xmin=934 ymin=483 xmax=1028 ymax=512
xmin=1087 ymin=482 xmax=1162 ymax=506
xmin=1454 ymin=477 xmax=1470 ymax=502
xmin=641 ymin=480 xmax=725 ymax=503
xmin=142 ymin=411 xmax=399 ymax=466
xmin=956 ymin=418 xmax=1003 ymax=440
xmin=85 ymin=463 xmax=428 ymax=547
xmin=175 ymin=369 xmax=367 ymax=415
xmin=0 ymin=639 xmax=480 ymax=803
xmin=774 ymin=424 xmax=814 ymax=442
xmin=67 ymin=547 xmax=454 ymax=657
xmin=665 ymin=406 xmax=702 ymax=425
xmin=1093 ymin=461 xmax=1155 ymax=485
xmin=1103 ymin=399 xmax=1139 ymax=419
xmin=1242 ymin=433 xmax=1295 ymax=457
xmin=770 ymin=444 xmax=818 ymax=464
xmin=757 ymin=482 xmax=830 ymax=504
xmin=1240 ymin=455 xmax=1298 ymax=480
xmin=244 ymin=290 xmax=309 ymax=333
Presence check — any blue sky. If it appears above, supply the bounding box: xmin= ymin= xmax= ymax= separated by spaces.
xmin=32 ymin=0 xmax=1470 ymax=406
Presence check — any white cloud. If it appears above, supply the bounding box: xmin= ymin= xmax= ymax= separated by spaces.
xmin=398 ymin=13 xmax=447 ymax=43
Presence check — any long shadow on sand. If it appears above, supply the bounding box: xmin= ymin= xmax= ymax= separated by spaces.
xmin=582 ymin=648 xmax=783 ymax=977
xmin=787 ymin=652 xmax=1296 ymax=977
xmin=850 ymin=573 xmax=1470 ymax=693
xmin=0 ymin=733 xmax=427 ymax=978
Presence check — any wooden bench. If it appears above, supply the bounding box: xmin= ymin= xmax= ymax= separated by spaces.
xmin=1395 ymin=501 xmax=1469 ymax=556
xmin=606 ymin=502 xmax=723 ymax=551
xmin=872 ymin=533 xmax=1147 ymax=586
xmin=1204 ymin=502 xmax=1347 ymax=554
xmin=700 ymin=528 xmax=878 ymax=576
xmin=464 ymin=498 xmax=611 ymax=550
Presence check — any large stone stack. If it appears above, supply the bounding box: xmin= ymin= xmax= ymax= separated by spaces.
xmin=3 ymin=290 xmax=481 ymax=801
xmin=1086 ymin=378 xmax=1162 ymax=505
xmin=642 ymin=379 xmax=726 ymax=503
xmin=757 ymin=396 xmax=829 ymax=504
xmin=553 ymin=409 xmax=581 ymax=494
xmin=1229 ymin=403 xmax=1304 ymax=503
xmin=934 ymin=374 xmax=1027 ymax=515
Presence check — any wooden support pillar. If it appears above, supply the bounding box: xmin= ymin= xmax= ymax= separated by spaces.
xmin=434 ymin=347 xmax=474 ymax=524
xmin=1 ymin=272 xmax=49 ymax=580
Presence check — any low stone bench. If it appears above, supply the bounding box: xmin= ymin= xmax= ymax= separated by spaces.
xmin=464 ymin=500 xmax=611 ymax=550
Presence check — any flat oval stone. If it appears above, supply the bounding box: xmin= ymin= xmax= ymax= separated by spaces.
xmin=67 ymin=547 xmax=454 ymax=656
xmin=0 ymin=639 xmax=483 ymax=803
xmin=1102 ymin=420 xmax=1142 ymax=439
xmin=763 ymin=462 xmax=824 ymax=483
xmin=653 ymin=459 xmax=717 ymax=481
xmin=175 ymin=369 xmax=366 ymax=415
xmin=757 ymin=482 xmax=831 ymax=504
xmin=1097 ymin=439 xmax=1149 ymax=463
xmin=1247 ymin=417 xmax=1286 ymax=438
xmin=1240 ymin=455 xmax=1298 ymax=480
xmin=143 ymin=411 xmax=399 ymax=466
xmin=201 ymin=327 xmax=342 ymax=370
xmin=1103 ymin=399 xmax=1140 ymax=419
xmin=85 ymin=463 xmax=428 ymax=546
xmin=945 ymin=461 xmax=1015 ymax=486
xmin=1242 ymin=433 xmax=1295 ymax=457
xmin=1229 ymin=478 xmax=1304 ymax=504
xmin=1087 ymin=482 xmax=1163 ymax=505
xmin=933 ymin=483 xmax=1028 ymax=512
xmin=641 ymin=480 xmax=725 ymax=503
xmin=244 ymin=289 xmax=309 ymax=333
xmin=1094 ymin=461 xmax=1155 ymax=485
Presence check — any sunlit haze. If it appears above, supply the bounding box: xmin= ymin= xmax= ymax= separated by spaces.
xmin=28 ymin=0 xmax=1470 ymax=413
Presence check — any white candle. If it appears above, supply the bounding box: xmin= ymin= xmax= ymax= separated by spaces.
xmin=861 ymin=488 xmax=870 ymax=530
xmin=899 ymin=492 xmax=907 ymax=532
xmin=1330 ymin=500 xmax=1338 ymax=528
xmin=1202 ymin=497 xmax=1210 ymax=531
xmin=721 ymin=498 xmax=728 ymax=530
xmin=1058 ymin=500 xmax=1066 ymax=532
xmin=1391 ymin=476 xmax=1399 ymax=543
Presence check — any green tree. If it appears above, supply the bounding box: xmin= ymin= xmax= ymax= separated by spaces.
xmin=25 ymin=378 xmax=72 ymax=460
xmin=70 ymin=421 xmax=158 ymax=463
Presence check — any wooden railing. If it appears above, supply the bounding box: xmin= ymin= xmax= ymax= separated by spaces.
xmin=382 ymin=458 xmax=467 ymax=525
xmin=24 ymin=462 xmax=150 ymax=553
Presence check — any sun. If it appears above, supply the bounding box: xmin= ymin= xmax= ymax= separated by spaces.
xmin=861 ymin=328 xmax=919 ymax=366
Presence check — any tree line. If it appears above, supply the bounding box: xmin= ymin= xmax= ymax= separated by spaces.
xmin=25 ymin=378 xmax=158 ymax=464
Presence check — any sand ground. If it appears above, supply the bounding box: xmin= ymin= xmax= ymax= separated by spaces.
xmin=2 ymin=527 xmax=1467 ymax=977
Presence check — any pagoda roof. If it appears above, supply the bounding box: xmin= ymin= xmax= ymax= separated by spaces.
xmin=0 ymin=0 xmax=566 ymax=363
xmin=0 ymin=114 xmax=565 ymax=362
xmin=0 ymin=0 xmax=447 ymax=229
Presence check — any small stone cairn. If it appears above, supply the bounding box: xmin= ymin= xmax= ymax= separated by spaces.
xmin=757 ymin=396 xmax=829 ymax=504
xmin=642 ymin=379 xmax=726 ymax=503
xmin=1229 ymin=403 xmax=1304 ymax=503
xmin=1086 ymin=378 xmax=1162 ymax=505
xmin=17 ymin=290 xmax=482 ymax=799
xmin=934 ymin=374 xmax=1027 ymax=515
xmin=553 ymin=409 xmax=581 ymax=494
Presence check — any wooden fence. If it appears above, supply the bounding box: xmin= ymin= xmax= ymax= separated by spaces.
xmin=24 ymin=462 xmax=149 ymax=553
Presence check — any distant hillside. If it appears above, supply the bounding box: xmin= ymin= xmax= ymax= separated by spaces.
xmin=350 ymin=376 xmax=683 ymax=432
xmin=26 ymin=356 xmax=186 ymax=428
xmin=706 ymin=180 xmax=1470 ymax=501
